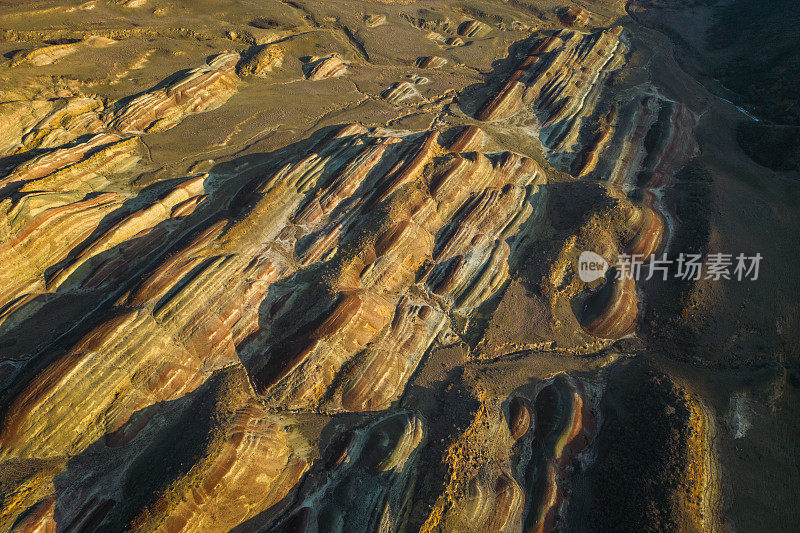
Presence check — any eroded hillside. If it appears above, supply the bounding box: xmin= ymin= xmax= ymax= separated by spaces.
xmin=0 ymin=1 xmax=798 ymax=531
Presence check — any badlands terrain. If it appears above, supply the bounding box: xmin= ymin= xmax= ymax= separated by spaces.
xmin=0 ymin=0 xmax=798 ymax=531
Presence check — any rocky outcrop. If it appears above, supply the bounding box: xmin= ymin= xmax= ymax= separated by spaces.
xmin=364 ymin=14 xmax=387 ymax=28
xmin=475 ymin=27 xmax=697 ymax=188
xmin=107 ymin=53 xmax=240 ymax=133
xmin=381 ymin=81 xmax=419 ymax=103
xmin=415 ymin=375 xmax=597 ymax=532
xmin=0 ymin=49 xmax=256 ymax=341
xmin=474 ymin=25 xmax=699 ymax=341
xmin=236 ymin=126 xmax=545 ymax=411
xmin=0 ymin=134 xmax=142 ymax=328
xmin=447 ymin=125 xmax=485 ymax=153
xmin=522 ymin=376 xmax=595 ymax=533
xmin=559 ymin=6 xmax=591 ymax=26
xmin=4 ymin=369 xmax=310 ymax=532
xmin=477 ymin=27 xmax=626 ymax=129
xmin=0 ymin=122 xmax=547 ymax=479
xmin=271 ymin=412 xmax=425 ymax=532
xmin=0 ymin=96 xmax=106 ymax=155
xmin=575 ymin=362 xmax=712 ymax=531
xmin=416 ymin=56 xmax=447 ymax=69
xmin=0 ymin=52 xmax=244 ymax=155
xmin=305 ymin=54 xmax=347 ymax=80
xmin=8 ymin=40 xmax=81 ymax=67
xmin=236 ymin=45 xmax=284 ymax=78
xmin=457 ymin=20 xmax=491 ymax=38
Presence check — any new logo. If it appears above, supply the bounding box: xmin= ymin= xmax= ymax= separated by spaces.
xmin=577 ymin=251 xmax=609 ymax=283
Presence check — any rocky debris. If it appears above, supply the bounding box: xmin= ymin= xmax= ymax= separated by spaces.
xmin=304 ymin=54 xmax=347 ymax=80
xmin=425 ymin=31 xmax=447 ymax=44
xmin=227 ymin=28 xmax=283 ymax=46
xmin=510 ymin=20 xmax=530 ymax=31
